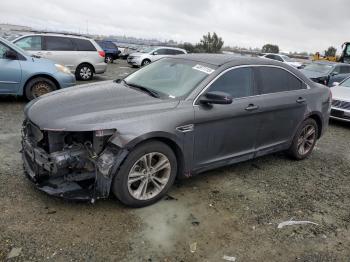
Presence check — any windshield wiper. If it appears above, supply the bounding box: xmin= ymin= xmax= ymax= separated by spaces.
xmin=124 ymin=81 xmax=161 ymax=98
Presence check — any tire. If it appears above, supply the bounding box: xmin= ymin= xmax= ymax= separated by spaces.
xmin=288 ymin=118 xmax=318 ymax=160
xmin=112 ymin=141 xmax=177 ymax=207
xmin=141 ymin=59 xmax=151 ymax=67
xmin=105 ymin=55 xmax=114 ymax=64
xmin=24 ymin=77 xmax=57 ymax=100
xmin=75 ymin=64 xmax=94 ymax=81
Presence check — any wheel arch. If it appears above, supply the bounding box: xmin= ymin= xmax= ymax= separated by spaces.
xmin=305 ymin=112 xmax=323 ymax=139
xmin=23 ymin=74 xmax=60 ymax=95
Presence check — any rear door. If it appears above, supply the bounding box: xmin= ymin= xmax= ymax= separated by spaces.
xmin=193 ymin=67 xmax=264 ymax=169
xmin=254 ymin=66 xmax=308 ymax=156
xmin=43 ymin=36 xmax=76 ymax=71
xmin=0 ymin=41 xmax=21 ymax=94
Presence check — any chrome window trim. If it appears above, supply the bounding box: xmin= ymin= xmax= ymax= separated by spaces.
xmin=193 ymin=64 xmax=310 ymax=106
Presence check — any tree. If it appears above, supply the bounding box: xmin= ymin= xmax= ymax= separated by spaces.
xmin=198 ymin=32 xmax=224 ymax=53
xmin=262 ymin=44 xmax=279 ymax=54
xmin=325 ymin=46 xmax=337 ymax=57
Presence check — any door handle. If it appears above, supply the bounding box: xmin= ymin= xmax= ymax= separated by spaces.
xmin=245 ymin=104 xmax=259 ymax=111
xmin=296 ymin=97 xmax=306 ymax=104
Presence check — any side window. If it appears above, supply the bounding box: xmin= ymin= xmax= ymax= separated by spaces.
xmin=0 ymin=42 xmax=11 ymax=59
xmin=265 ymin=54 xmax=274 ymax=59
xmin=339 ymin=66 xmax=350 ymax=74
xmin=208 ymin=68 xmax=253 ymax=98
xmin=15 ymin=36 xmax=42 ymax=51
xmin=155 ymin=49 xmax=167 ymax=55
xmin=45 ymin=36 xmax=75 ymax=51
xmin=256 ymin=67 xmax=304 ymax=94
xmin=72 ymin=39 xmax=96 ymax=51
xmin=172 ymin=50 xmax=185 ymax=55
xmin=273 ymin=55 xmax=283 ymax=62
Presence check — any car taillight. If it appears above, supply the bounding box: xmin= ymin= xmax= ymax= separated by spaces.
xmin=98 ymin=51 xmax=105 ymax=58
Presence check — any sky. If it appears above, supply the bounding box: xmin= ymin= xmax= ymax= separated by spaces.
xmin=1 ymin=0 xmax=349 ymax=53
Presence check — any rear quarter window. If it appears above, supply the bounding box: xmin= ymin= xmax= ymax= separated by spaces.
xmin=72 ymin=39 xmax=96 ymax=51
xmin=256 ymin=67 xmax=304 ymax=94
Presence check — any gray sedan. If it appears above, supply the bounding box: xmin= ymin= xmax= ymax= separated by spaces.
xmin=22 ymin=55 xmax=331 ymax=207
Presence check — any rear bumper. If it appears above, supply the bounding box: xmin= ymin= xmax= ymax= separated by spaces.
xmin=94 ymin=62 xmax=107 ymax=74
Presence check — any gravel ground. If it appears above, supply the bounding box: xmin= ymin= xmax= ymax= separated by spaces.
xmin=1 ymin=60 xmax=350 ymax=261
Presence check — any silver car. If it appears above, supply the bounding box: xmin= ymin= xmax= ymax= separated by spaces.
xmin=127 ymin=46 xmax=187 ymax=67
xmin=13 ymin=33 xmax=107 ymax=81
xmin=330 ymin=77 xmax=350 ymax=122
xmin=261 ymin=53 xmax=303 ymax=69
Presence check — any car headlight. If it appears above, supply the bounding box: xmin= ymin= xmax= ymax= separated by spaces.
xmin=55 ymin=64 xmax=71 ymax=74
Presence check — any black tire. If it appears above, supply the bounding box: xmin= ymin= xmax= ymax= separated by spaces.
xmin=24 ymin=77 xmax=57 ymax=100
xmin=141 ymin=59 xmax=151 ymax=67
xmin=105 ymin=55 xmax=114 ymax=64
xmin=112 ymin=141 xmax=177 ymax=207
xmin=288 ymin=118 xmax=318 ymax=160
xmin=75 ymin=64 xmax=94 ymax=81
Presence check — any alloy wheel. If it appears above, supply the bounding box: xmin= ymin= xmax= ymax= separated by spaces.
xmin=127 ymin=152 xmax=171 ymax=200
xmin=297 ymin=124 xmax=316 ymax=156
xmin=80 ymin=66 xmax=92 ymax=80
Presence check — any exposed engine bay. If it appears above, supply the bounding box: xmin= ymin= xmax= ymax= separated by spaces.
xmin=21 ymin=120 xmax=128 ymax=202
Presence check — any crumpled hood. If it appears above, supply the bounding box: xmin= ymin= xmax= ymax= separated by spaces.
xmin=300 ymin=69 xmax=327 ymax=79
xmin=331 ymin=86 xmax=350 ymax=102
xmin=24 ymin=81 xmax=179 ymax=131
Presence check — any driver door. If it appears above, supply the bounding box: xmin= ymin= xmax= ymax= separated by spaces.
xmin=193 ymin=67 xmax=263 ymax=170
xmin=0 ymin=42 xmax=21 ymax=94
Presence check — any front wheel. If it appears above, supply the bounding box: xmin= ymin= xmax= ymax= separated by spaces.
xmin=288 ymin=118 xmax=318 ymax=160
xmin=25 ymin=77 xmax=57 ymax=100
xmin=112 ymin=141 xmax=177 ymax=207
xmin=75 ymin=64 xmax=94 ymax=81
xmin=141 ymin=59 xmax=151 ymax=67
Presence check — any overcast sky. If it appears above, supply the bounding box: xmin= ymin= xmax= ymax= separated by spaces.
xmin=1 ymin=0 xmax=349 ymax=53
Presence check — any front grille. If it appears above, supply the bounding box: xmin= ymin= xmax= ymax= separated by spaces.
xmin=332 ymin=99 xmax=350 ymax=110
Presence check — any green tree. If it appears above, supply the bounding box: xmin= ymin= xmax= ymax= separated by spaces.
xmin=198 ymin=32 xmax=224 ymax=53
xmin=262 ymin=44 xmax=279 ymax=54
xmin=325 ymin=46 xmax=337 ymax=57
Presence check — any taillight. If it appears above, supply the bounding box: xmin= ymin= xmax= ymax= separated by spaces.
xmin=98 ymin=51 xmax=105 ymax=58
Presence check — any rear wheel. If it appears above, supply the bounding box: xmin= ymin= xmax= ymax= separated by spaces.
xmin=288 ymin=118 xmax=318 ymax=160
xmin=112 ymin=141 xmax=177 ymax=207
xmin=75 ymin=64 xmax=94 ymax=81
xmin=25 ymin=77 xmax=57 ymax=100
xmin=105 ymin=55 xmax=114 ymax=64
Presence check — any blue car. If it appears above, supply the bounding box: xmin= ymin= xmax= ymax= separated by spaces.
xmin=95 ymin=40 xmax=120 ymax=63
xmin=0 ymin=37 xmax=75 ymax=100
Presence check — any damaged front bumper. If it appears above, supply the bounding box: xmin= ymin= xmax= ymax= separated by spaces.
xmin=21 ymin=122 xmax=128 ymax=202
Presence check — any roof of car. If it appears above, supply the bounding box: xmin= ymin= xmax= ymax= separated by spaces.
xmin=15 ymin=33 xmax=91 ymax=40
xmin=174 ymin=53 xmax=286 ymax=67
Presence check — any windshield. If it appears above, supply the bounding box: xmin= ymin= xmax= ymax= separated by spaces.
xmin=281 ymin=55 xmax=292 ymax=62
xmin=303 ymin=63 xmax=333 ymax=74
xmin=124 ymin=58 xmax=216 ymax=99
xmin=138 ymin=46 xmax=155 ymax=53
xmin=341 ymin=77 xmax=350 ymax=88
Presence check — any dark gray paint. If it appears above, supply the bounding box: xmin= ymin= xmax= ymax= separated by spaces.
xmin=22 ymin=55 xmax=331 ymax=200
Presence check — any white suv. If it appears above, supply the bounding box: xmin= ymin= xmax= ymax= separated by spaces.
xmin=127 ymin=46 xmax=187 ymax=67
xmin=13 ymin=33 xmax=107 ymax=81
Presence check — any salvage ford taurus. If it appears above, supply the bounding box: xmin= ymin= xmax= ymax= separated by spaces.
xmin=22 ymin=54 xmax=331 ymax=207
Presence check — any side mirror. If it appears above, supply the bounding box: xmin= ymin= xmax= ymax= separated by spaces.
xmin=153 ymin=51 xmax=158 ymax=55
xmin=4 ymin=50 xmax=18 ymax=60
xmin=199 ymin=91 xmax=233 ymax=105
xmin=332 ymin=82 xmax=340 ymax=87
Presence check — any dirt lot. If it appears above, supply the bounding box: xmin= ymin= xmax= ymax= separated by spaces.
xmin=1 ymin=60 xmax=350 ymax=261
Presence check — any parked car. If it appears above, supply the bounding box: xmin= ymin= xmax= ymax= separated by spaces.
xmin=13 ymin=33 xmax=107 ymax=81
xmin=261 ymin=53 xmax=303 ymax=68
xmin=300 ymin=61 xmax=350 ymax=87
xmin=127 ymin=46 xmax=187 ymax=67
xmin=330 ymin=76 xmax=350 ymax=122
xmin=119 ymin=46 xmax=137 ymax=60
xmin=0 ymin=37 xmax=75 ymax=100
xmin=22 ymin=54 xmax=331 ymax=207
xmin=95 ymin=40 xmax=120 ymax=63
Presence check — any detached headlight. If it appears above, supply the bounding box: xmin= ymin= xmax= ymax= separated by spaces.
xmin=55 ymin=64 xmax=71 ymax=74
